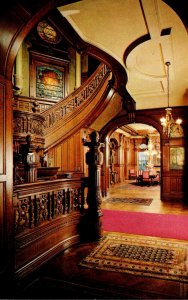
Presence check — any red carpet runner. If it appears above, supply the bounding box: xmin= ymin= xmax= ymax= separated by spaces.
xmin=102 ymin=209 xmax=188 ymax=240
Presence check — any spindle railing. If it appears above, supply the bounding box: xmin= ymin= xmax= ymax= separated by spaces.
xmin=41 ymin=63 xmax=110 ymax=130
xmin=13 ymin=179 xmax=85 ymax=234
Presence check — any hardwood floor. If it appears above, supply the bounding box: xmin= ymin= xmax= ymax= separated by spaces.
xmin=13 ymin=180 xmax=188 ymax=299
xmin=102 ymin=180 xmax=188 ymax=215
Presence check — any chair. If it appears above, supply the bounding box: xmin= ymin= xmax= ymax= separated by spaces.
xmin=153 ymin=173 xmax=160 ymax=184
xmin=136 ymin=170 xmax=143 ymax=184
xmin=141 ymin=170 xmax=150 ymax=185
xmin=129 ymin=169 xmax=136 ymax=180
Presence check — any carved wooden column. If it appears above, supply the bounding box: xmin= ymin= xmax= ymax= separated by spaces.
xmin=75 ymin=51 xmax=81 ymax=89
xmin=13 ymin=45 xmax=23 ymax=95
xmin=134 ymin=139 xmax=139 ymax=173
xmin=118 ymin=133 xmax=124 ymax=182
xmin=126 ymin=139 xmax=130 ymax=179
xmin=22 ymin=135 xmax=38 ymax=183
xmin=81 ymin=130 xmax=104 ymax=241
xmin=13 ymin=101 xmax=45 ymax=184
xmin=101 ymin=137 xmax=110 ymax=197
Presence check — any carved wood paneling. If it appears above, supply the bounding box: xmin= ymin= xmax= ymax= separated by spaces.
xmin=13 ymin=179 xmax=84 ymax=233
xmin=50 ymin=131 xmax=83 ymax=174
xmin=162 ymin=175 xmax=171 ymax=193
xmin=162 ymin=142 xmax=169 ymax=172
xmin=42 ymin=64 xmax=110 ymax=129
xmin=13 ymin=178 xmax=84 ymax=277
xmin=15 ymin=215 xmax=80 ymax=278
xmin=13 ymin=110 xmax=45 ymax=138
xmin=0 ymin=183 xmax=4 ymax=265
xmin=13 ymin=96 xmax=57 ymax=113
xmin=55 ymin=145 xmax=62 ymax=171
xmin=0 ymin=76 xmax=14 ymax=276
xmin=69 ymin=137 xmax=75 ymax=170
xmin=45 ymin=73 xmax=111 ymax=149
xmin=0 ymin=0 xmax=133 ymax=280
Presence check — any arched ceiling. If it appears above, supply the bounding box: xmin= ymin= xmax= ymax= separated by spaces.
xmin=58 ymin=0 xmax=188 ymax=110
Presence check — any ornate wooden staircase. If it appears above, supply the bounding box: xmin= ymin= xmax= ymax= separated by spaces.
xmin=41 ymin=63 xmax=112 ymax=149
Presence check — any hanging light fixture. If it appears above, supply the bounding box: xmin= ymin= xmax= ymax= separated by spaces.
xmin=144 ymin=135 xmax=158 ymax=170
xmin=160 ymin=62 xmax=182 ymax=138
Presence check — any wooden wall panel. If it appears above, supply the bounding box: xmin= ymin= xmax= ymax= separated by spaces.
xmin=170 ymin=176 xmax=183 ymax=192
xmin=62 ymin=142 xmax=68 ymax=170
xmin=170 ymin=178 xmax=177 ymax=192
xmin=0 ymin=82 xmax=4 ymax=174
xmin=55 ymin=145 xmax=62 ymax=171
xmin=0 ymin=78 xmax=6 ymax=274
xmin=177 ymin=178 xmax=183 ymax=192
xmin=162 ymin=145 xmax=169 ymax=171
xmin=128 ymin=139 xmax=136 ymax=171
xmin=0 ymin=77 xmax=14 ymax=275
xmin=15 ymin=214 xmax=81 ymax=278
xmin=73 ymin=132 xmax=81 ymax=171
xmin=161 ymin=138 xmax=185 ymax=201
xmin=69 ymin=137 xmax=75 ymax=170
xmin=52 ymin=131 xmax=84 ymax=174
xmin=0 ymin=183 xmax=4 ymax=267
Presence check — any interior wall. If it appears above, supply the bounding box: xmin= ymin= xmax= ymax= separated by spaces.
xmin=13 ymin=40 xmax=77 ymax=100
xmin=47 ymin=130 xmax=84 ymax=174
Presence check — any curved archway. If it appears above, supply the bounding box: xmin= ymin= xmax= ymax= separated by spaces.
xmin=100 ymin=112 xmax=162 ymax=199
xmin=100 ymin=113 xmax=163 ymax=141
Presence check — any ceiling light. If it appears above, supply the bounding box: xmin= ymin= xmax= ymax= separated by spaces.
xmin=160 ymin=62 xmax=182 ymax=138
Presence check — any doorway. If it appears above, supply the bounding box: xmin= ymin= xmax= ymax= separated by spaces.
xmin=101 ymin=123 xmax=163 ymax=213
xmin=101 ymin=121 xmax=188 ymax=215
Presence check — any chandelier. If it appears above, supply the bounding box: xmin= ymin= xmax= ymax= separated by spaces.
xmin=144 ymin=136 xmax=159 ymax=170
xmin=160 ymin=62 xmax=182 ymax=138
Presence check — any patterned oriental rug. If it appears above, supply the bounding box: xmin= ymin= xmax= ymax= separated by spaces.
xmin=104 ymin=197 xmax=152 ymax=206
xmin=79 ymin=232 xmax=188 ymax=283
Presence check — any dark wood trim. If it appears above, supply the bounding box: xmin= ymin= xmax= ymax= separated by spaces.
xmin=15 ymin=215 xmax=80 ymax=279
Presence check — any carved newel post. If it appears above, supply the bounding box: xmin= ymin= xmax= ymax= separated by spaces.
xmin=81 ymin=130 xmax=104 ymax=241
xmin=22 ymin=135 xmax=38 ymax=183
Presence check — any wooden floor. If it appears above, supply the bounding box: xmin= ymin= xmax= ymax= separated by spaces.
xmin=101 ymin=180 xmax=188 ymax=215
xmin=13 ymin=180 xmax=188 ymax=299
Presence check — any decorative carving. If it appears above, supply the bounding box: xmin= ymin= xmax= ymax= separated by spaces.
xmin=13 ymin=96 xmax=53 ymax=113
xmin=13 ymin=110 xmax=45 ymax=184
xmin=170 ymin=124 xmax=184 ymax=138
xmin=13 ymin=185 xmax=84 ymax=234
xmin=14 ymin=197 xmax=30 ymax=232
xmin=81 ymin=130 xmax=104 ymax=241
xmin=13 ymin=114 xmax=44 ymax=136
xmin=42 ymin=64 xmax=110 ymax=129
xmin=32 ymin=100 xmax=40 ymax=113
xmin=37 ymin=20 xmax=62 ymax=44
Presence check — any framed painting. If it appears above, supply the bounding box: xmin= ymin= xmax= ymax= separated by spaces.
xmin=170 ymin=147 xmax=184 ymax=170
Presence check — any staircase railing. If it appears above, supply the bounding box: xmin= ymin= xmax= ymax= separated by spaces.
xmin=13 ymin=178 xmax=84 ymax=234
xmin=41 ymin=63 xmax=111 ymax=132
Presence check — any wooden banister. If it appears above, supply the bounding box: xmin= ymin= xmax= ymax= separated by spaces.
xmin=13 ymin=178 xmax=84 ymax=234
xmin=41 ymin=63 xmax=111 ymax=131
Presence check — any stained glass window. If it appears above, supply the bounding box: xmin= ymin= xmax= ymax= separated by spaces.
xmin=36 ymin=66 xmax=64 ymax=100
